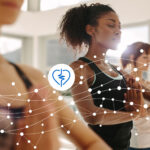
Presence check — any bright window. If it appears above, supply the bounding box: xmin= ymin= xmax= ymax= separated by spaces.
xmin=46 ymin=39 xmax=74 ymax=67
xmin=0 ymin=36 xmax=22 ymax=63
xmin=107 ymin=25 xmax=149 ymax=65
xmin=21 ymin=0 xmax=28 ymax=11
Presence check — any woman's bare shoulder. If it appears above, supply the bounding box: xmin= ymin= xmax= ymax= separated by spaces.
xmin=16 ymin=64 xmax=47 ymax=85
xmin=70 ymin=60 xmax=91 ymax=81
xmin=70 ymin=60 xmax=85 ymax=69
xmin=70 ymin=60 xmax=91 ymax=73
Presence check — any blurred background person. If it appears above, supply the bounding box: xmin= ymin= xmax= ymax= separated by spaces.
xmin=121 ymin=42 xmax=150 ymax=150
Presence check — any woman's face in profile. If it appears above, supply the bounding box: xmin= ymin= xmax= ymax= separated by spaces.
xmin=136 ymin=51 xmax=150 ymax=71
xmin=92 ymin=12 xmax=121 ymax=50
xmin=0 ymin=0 xmax=23 ymax=25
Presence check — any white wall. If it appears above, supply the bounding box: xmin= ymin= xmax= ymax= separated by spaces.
xmin=2 ymin=0 xmax=150 ymax=36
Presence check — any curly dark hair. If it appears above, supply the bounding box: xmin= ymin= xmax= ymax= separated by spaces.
xmin=59 ymin=3 xmax=115 ymax=50
xmin=121 ymin=42 xmax=150 ymax=68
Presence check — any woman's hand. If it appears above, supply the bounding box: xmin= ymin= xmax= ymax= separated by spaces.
xmin=124 ymin=78 xmax=147 ymax=118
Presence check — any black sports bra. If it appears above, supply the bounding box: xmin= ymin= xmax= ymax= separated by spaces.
xmin=8 ymin=62 xmax=33 ymax=119
xmin=79 ymin=57 xmax=132 ymax=150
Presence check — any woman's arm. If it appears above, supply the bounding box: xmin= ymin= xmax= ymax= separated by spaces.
xmin=70 ymin=63 xmax=145 ymax=125
xmin=16 ymin=85 xmax=60 ymax=150
xmin=54 ymin=95 xmax=111 ymax=150
xmin=71 ymin=76 xmax=142 ymax=125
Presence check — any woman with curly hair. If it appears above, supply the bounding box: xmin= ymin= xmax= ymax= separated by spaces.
xmin=60 ymin=3 xmax=146 ymax=150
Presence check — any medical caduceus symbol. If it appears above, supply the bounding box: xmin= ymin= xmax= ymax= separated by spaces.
xmin=52 ymin=68 xmax=71 ymax=87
